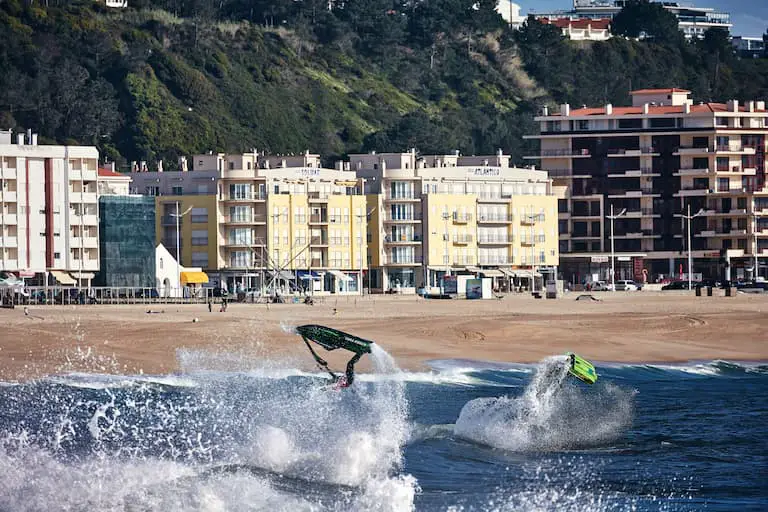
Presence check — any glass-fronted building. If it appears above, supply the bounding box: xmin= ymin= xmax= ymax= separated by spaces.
xmin=97 ymin=195 xmax=156 ymax=287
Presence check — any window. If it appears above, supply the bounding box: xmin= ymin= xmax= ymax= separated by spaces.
xmin=191 ymin=230 xmax=208 ymax=246
xmin=191 ymin=252 xmax=209 ymax=267
xmin=172 ymin=186 xmax=183 ymax=195
xmin=54 ymin=252 xmax=60 ymax=259
xmin=230 ymin=183 xmax=251 ymax=200
xmin=229 ymin=161 xmax=235 ymax=170
xmin=146 ymin=186 xmax=160 ymax=196
xmin=159 ymin=258 xmax=163 ymax=270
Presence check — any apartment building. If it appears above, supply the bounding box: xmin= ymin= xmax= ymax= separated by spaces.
xmin=525 ymin=88 xmax=768 ymax=284
xmin=351 ymin=150 xmax=559 ymax=293
xmin=131 ymin=152 xmax=365 ymax=294
xmin=533 ymin=0 xmax=731 ymax=40
xmin=0 ymin=130 xmax=99 ymax=286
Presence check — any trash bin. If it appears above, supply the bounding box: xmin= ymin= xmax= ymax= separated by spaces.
xmin=707 ymin=286 xmax=713 ymax=297
xmin=695 ymin=286 xmax=701 ymax=297
xmin=725 ymin=285 xmax=732 ymax=297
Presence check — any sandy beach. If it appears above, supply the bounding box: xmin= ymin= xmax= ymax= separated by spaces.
xmin=0 ymin=292 xmax=766 ymax=381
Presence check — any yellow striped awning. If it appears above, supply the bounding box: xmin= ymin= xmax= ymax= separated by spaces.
xmin=180 ymin=271 xmax=209 ymax=284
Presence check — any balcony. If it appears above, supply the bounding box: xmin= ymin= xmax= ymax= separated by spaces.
xmin=383 ymin=256 xmax=422 ymax=266
xmin=224 ymin=239 xmax=263 ymax=248
xmin=78 ymin=259 xmax=100 ymax=272
xmin=453 ymin=213 xmax=472 ymax=224
xmin=478 ymin=214 xmax=513 ymax=223
xmin=520 ymin=214 xmax=544 ymax=225
xmin=1 ymin=168 xmax=16 ymax=179
xmin=0 ymin=191 xmax=17 ymax=203
xmin=607 ymin=148 xmax=656 ymax=157
xmin=524 ymin=148 xmax=591 ymax=159
xmin=309 ymin=214 xmax=328 ymax=224
xmin=308 ymin=192 xmax=329 ymax=202
xmin=674 ymin=146 xmax=712 ymax=156
xmin=479 ymin=258 xmax=511 ymax=266
xmin=311 ymin=258 xmax=326 ymax=267
xmin=70 ymin=192 xmax=97 ymax=204
xmin=384 ymin=192 xmax=419 ymax=201
xmin=674 ymin=167 xmax=709 ymax=177
xmin=478 ymin=236 xmax=513 ymax=244
xmin=384 ymin=214 xmax=421 ymax=223
xmin=754 ymin=229 xmax=768 ymax=237
xmin=715 ymin=144 xmax=756 ymax=155
xmin=222 ymin=193 xmax=266 ymax=202
xmin=454 ymin=256 xmax=474 ymax=265
xmin=0 ymin=259 xmax=18 ymax=270
xmin=0 ymin=236 xmax=18 ymax=248
xmin=384 ymin=235 xmax=421 ymax=244
xmin=546 ymin=169 xmax=573 ymax=179
xmin=453 ymin=234 xmax=473 ymax=245
xmin=70 ymin=168 xmax=98 ymax=181
xmin=715 ymin=165 xmax=757 ymax=175
xmin=675 ymin=187 xmax=709 ymax=197
xmin=310 ymin=236 xmax=328 ymax=246
xmin=1 ymin=214 xmax=18 ymax=225
xmin=224 ymin=214 xmax=267 ymax=224
xmin=70 ymin=236 xmax=98 ymax=249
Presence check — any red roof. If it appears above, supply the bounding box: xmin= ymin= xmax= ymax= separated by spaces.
xmin=98 ymin=167 xmax=126 ymax=177
xmin=630 ymin=88 xmax=691 ymax=94
xmin=552 ymin=103 xmax=766 ymax=116
xmin=540 ymin=17 xmax=611 ymax=30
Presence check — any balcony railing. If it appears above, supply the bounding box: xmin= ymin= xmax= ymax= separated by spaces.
xmin=224 ymin=214 xmax=267 ymax=223
xmin=310 ymin=236 xmax=328 ymax=245
xmin=453 ymin=235 xmax=473 ymax=244
xmin=540 ymin=149 xmax=591 ymax=157
xmin=454 ymin=256 xmax=474 ymax=265
xmin=309 ymin=214 xmax=328 ymax=223
xmin=478 ymin=257 xmax=510 ymax=265
xmin=223 ymin=192 xmax=266 ymax=201
xmin=453 ymin=213 xmax=472 ymax=223
xmin=311 ymin=258 xmax=325 ymax=267
xmin=478 ymin=236 xmax=513 ymax=244
xmin=478 ymin=214 xmax=513 ymax=222
xmin=385 ymin=214 xmax=422 ymax=222
xmin=384 ymin=235 xmax=421 ymax=243
xmin=384 ymin=192 xmax=418 ymax=200
xmin=384 ymin=256 xmax=423 ymax=265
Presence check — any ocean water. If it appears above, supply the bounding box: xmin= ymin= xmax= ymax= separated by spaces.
xmin=0 ymin=348 xmax=766 ymax=511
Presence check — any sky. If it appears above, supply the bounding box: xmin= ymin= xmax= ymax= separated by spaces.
xmin=515 ymin=0 xmax=768 ymax=37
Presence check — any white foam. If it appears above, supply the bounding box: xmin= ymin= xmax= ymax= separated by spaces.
xmin=454 ymin=356 xmax=635 ymax=452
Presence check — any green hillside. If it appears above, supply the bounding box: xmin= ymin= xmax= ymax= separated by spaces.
xmin=0 ymin=0 xmax=766 ymax=169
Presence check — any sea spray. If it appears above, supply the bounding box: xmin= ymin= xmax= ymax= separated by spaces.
xmin=453 ymin=356 xmax=635 ymax=451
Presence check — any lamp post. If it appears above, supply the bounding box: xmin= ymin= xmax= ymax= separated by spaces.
xmin=674 ymin=204 xmax=705 ymax=290
xmin=607 ymin=204 xmax=627 ymax=291
xmin=171 ymin=201 xmax=193 ymax=297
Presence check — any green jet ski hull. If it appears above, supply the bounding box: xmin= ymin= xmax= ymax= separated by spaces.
xmin=296 ymin=324 xmax=373 ymax=355
xmin=566 ymin=352 xmax=597 ymax=384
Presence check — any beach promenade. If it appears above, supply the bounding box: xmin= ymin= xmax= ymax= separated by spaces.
xmin=0 ymin=292 xmax=766 ymax=381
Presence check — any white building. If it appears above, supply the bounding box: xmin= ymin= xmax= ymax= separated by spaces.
xmin=496 ymin=1 xmax=526 ymax=29
xmin=0 ymin=130 xmax=99 ymax=286
xmin=105 ymin=0 xmax=128 ymax=8
xmin=98 ymin=163 xmax=132 ymax=196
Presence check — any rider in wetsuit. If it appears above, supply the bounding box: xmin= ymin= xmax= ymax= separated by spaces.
xmin=333 ymin=352 xmax=363 ymax=389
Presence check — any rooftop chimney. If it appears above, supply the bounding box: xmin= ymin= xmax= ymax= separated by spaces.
xmin=684 ymin=103 xmax=691 ymax=114
xmin=727 ymin=99 xmax=739 ymax=112
xmin=605 ymin=104 xmax=612 ymax=115
xmin=542 ymin=106 xmax=549 ymax=116
xmin=748 ymin=101 xmax=755 ymax=112
xmin=31 ymin=133 xmax=38 ymax=145
xmin=560 ymin=103 xmax=570 ymax=116
xmin=16 ymin=134 xmax=24 ymax=145
xmin=757 ymin=101 xmax=766 ymax=110
xmin=643 ymin=103 xmax=650 ymax=114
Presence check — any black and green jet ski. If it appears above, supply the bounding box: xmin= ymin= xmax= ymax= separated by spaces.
xmin=296 ymin=325 xmax=373 ymax=387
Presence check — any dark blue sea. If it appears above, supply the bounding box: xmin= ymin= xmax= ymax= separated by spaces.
xmin=0 ymin=347 xmax=766 ymax=511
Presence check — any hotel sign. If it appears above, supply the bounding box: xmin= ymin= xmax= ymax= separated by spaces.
xmin=468 ymin=167 xmax=501 ymax=177
xmin=295 ymin=168 xmax=321 ymax=177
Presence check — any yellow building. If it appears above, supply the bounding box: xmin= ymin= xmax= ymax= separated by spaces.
xmin=155 ymin=195 xmax=219 ymax=284
xmin=264 ymin=170 xmax=366 ymax=294
xmin=351 ymin=150 xmax=559 ymax=292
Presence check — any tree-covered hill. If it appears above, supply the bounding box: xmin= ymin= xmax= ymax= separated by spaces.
xmin=0 ymin=0 xmax=766 ymax=169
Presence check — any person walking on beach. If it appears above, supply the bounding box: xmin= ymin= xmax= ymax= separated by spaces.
xmin=208 ymin=300 xmax=212 ymax=313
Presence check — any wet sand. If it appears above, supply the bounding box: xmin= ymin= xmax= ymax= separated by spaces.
xmin=0 ymin=292 xmax=766 ymax=381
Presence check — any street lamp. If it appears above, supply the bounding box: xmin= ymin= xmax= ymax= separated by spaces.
xmin=171 ymin=201 xmax=193 ymax=297
xmin=607 ymin=204 xmax=627 ymax=291
xmin=674 ymin=204 xmax=705 ymax=290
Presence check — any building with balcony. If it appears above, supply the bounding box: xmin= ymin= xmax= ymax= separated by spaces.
xmin=131 ymin=151 xmax=365 ymax=294
xmin=532 ymin=0 xmax=731 ymax=40
xmin=0 ymin=129 xmax=100 ymax=286
xmin=351 ymin=150 xmax=559 ymax=293
xmin=525 ymin=88 xmax=768 ymax=283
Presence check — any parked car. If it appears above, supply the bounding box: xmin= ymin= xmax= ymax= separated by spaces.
xmin=661 ymin=281 xmax=692 ymax=290
xmin=698 ymin=278 xmax=722 ymax=288
xmin=615 ymin=280 xmax=640 ymax=291
xmin=588 ymin=281 xmax=614 ymax=291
